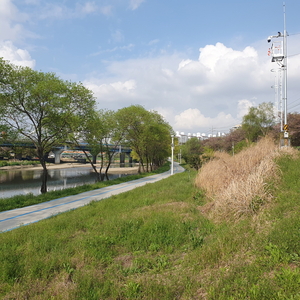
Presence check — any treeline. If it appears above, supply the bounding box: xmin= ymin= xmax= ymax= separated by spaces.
xmin=0 ymin=58 xmax=172 ymax=193
xmin=181 ymin=102 xmax=300 ymax=169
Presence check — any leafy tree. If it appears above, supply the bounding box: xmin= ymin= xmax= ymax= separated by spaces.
xmin=75 ymin=109 xmax=126 ymax=181
xmin=115 ymin=105 xmax=171 ymax=173
xmin=181 ymin=137 xmax=202 ymax=170
xmin=115 ymin=105 xmax=148 ymax=173
xmin=0 ymin=58 xmax=96 ymax=193
xmin=242 ymin=102 xmax=275 ymax=142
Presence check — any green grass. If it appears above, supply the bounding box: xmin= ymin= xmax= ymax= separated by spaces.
xmin=0 ymin=160 xmax=40 ymax=167
xmin=0 ymin=156 xmax=300 ymax=299
xmin=0 ymin=162 xmax=170 ymax=212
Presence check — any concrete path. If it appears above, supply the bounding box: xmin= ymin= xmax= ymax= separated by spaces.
xmin=0 ymin=162 xmax=185 ymax=233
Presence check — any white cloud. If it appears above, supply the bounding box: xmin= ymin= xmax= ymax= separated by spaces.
xmin=0 ymin=1 xmax=36 ymax=69
xmin=84 ymin=79 xmax=137 ymax=105
xmin=80 ymin=2 xmax=98 ymax=14
xmin=100 ymin=5 xmax=113 ymax=16
xmin=24 ymin=0 xmax=40 ymax=4
xmin=237 ymin=99 xmax=255 ymax=120
xmin=83 ymin=42 xmax=279 ymax=134
xmin=148 ymin=39 xmax=159 ymax=46
xmin=111 ymin=30 xmax=125 ymax=43
xmin=0 ymin=0 xmax=30 ymax=41
xmin=90 ymin=44 xmax=135 ymax=57
xmin=38 ymin=2 xmax=99 ymax=19
xmin=129 ymin=0 xmax=145 ymax=10
xmin=174 ymin=108 xmax=236 ymax=132
xmin=0 ymin=41 xmax=35 ymax=68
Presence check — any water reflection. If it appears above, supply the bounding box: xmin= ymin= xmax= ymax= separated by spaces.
xmin=0 ymin=167 xmax=132 ymax=199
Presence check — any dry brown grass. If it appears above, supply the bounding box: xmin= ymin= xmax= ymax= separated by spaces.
xmin=195 ymin=137 xmax=297 ymax=221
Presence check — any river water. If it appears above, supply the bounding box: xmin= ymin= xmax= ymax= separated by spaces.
xmin=0 ymin=166 xmax=136 ymax=199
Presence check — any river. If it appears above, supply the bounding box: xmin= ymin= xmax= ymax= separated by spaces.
xmin=0 ymin=165 xmax=137 ymax=199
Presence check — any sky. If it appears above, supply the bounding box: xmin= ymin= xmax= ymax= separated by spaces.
xmin=1 ymin=0 xmax=300 ymax=136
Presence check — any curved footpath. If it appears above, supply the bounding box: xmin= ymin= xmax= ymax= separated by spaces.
xmin=0 ymin=162 xmax=184 ymax=233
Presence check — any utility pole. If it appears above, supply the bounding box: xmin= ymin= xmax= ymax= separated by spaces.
xmin=267 ymin=3 xmax=289 ymax=145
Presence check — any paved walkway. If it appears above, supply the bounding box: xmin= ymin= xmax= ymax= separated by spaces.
xmin=0 ymin=162 xmax=184 ymax=233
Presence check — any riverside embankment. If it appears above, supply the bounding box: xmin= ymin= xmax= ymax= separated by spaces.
xmin=0 ymin=163 xmax=140 ymax=198
xmin=1 ymin=149 xmax=300 ymax=299
xmin=0 ymin=162 xmax=184 ymax=232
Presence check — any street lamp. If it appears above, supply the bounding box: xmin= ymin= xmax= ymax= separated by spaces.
xmin=171 ymin=135 xmax=174 ymax=175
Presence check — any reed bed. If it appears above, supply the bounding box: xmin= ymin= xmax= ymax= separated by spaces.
xmin=195 ymin=137 xmax=297 ymax=221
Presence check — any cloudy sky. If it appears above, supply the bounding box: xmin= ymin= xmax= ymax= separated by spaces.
xmin=1 ymin=0 xmax=300 ymax=135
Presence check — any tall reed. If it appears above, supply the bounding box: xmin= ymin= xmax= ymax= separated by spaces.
xmin=195 ymin=137 xmax=296 ymax=221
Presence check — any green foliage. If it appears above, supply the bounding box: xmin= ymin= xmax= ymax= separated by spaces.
xmin=242 ymin=102 xmax=275 ymax=142
xmin=0 ymin=58 xmax=96 ymax=193
xmin=115 ymin=105 xmax=172 ymax=172
xmin=0 ymin=160 xmax=40 ymax=168
xmin=201 ymin=146 xmax=214 ymax=162
xmin=233 ymin=139 xmax=250 ymax=154
xmin=71 ymin=109 xmax=121 ymax=181
xmin=181 ymin=137 xmax=202 ymax=170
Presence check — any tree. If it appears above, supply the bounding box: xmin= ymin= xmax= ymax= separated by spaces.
xmin=181 ymin=137 xmax=202 ymax=170
xmin=75 ymin=109 xmax=126 ymax=181
xmin=242 ymin=102 xmax=275 ymax=142
xmin=0 ymin=58 xmax=96 ymax=193
xmin=142 ymin=111 xmax=172 ymax=171
xmin=115 ymin=105 xmax=172 ymax=173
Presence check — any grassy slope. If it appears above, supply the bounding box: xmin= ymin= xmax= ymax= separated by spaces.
xmin=0 ymin=155 xmax=300 ymax=299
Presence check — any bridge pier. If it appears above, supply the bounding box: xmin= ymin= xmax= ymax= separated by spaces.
xmin=120 ymin=153 xmax=125 ymax=167
xmin=52 ymin=149 xmax=64 ymax=164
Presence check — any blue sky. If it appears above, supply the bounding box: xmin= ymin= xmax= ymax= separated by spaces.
xmin=1 ymin=0 xmax=300 ymax=136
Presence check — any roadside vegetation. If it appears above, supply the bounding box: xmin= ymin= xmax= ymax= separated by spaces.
xmin=1 ymin=137 xmax=300 ymax=299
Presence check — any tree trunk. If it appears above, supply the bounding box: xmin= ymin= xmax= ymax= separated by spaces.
xmin=40 ymin=160 xmax=48 ymax=194
xmin=82 ymin=149 xmax=101 ymax=182
xmin=138 ymin=159 xmax=145 ymax=174
xmin=104 ymin=152 xmax=114 ymax=181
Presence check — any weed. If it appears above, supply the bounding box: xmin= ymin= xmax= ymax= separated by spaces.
xmin=123 ymin=281 xmax=141 ymax=299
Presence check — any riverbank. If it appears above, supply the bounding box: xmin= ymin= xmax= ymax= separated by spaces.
xmin=0 ymin=163 xmax=171 ymax=212
xmin=0 ymin=162 xmax=139 ymax=174
xmin=1 ymin=153 xmax=300 ymax=298
xmin=0 ymin=163 xmax=184 ymax=232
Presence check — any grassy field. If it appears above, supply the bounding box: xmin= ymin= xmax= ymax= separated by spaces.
xmin=1 ymin=144 xmax=300 ymax=299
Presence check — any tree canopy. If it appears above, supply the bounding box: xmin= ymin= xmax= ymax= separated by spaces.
xmin=242 ymin=102 xmax=275 ymax=142
xmin=181 ymin=137 xmax=202 ymax=170
xmin=0 ymin=58 xmax=96 ymax=193
xmin=0 ymin=59 xmax=174 ymax=192
xmin=115 ymin=105 xmax=172 ymax=173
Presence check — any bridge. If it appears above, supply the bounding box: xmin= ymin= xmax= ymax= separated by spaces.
xmin=0 ymin=141 xmax=132 ymax=164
